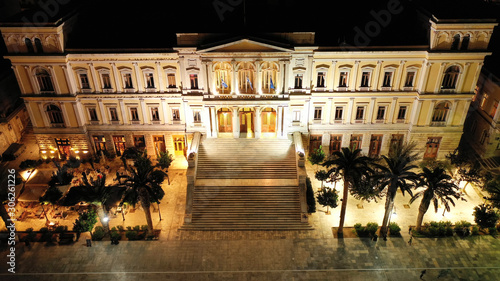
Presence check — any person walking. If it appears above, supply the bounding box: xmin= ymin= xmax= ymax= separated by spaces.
xmin=420 ymin=269 xmax=427 ymax=280
xmin=408 ymin=236 xmax=413 ymax=246
xmin=409 ymin=226 xmax=412 ymax=235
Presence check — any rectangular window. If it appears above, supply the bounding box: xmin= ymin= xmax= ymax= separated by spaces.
xmin=490 ymin=101 xmax=499 ymax=118
xmin=350 ymin=135 xmax=362 ymax=151
xmin=330 ymin=135 xmax=342 ymax=154
xmin=317 ymin=72 xmax=326 ymax=88
xmin=167 ymin=73 xmax=176 ymax=88
xmin=339 ymin=72 xmax=348 ymax=87
xmin=405 ymin=71 xmax=415 ymax=87
xmin=376 ymin=106 xmax=386 ymax=120
xmin=369 ymin=135 xmax=383 ymax=157
xmin=130 ymin=108 xmax=139 ymax=121
xmin=310 ymin=135 xmax=322 ymax=152
xmin=102 ymin=73 xmax=112 ymax=89
xmin=390 ymin=134 xmax=404 ymax=155
xmin=190 ymin=74 xmax=198 ymax=89
xmin=397 ymin=106 xmax=407 ymax=120
xmin=109 ymin=108 xmax=118 ymax=121
xmin=361 ymin=72 xmax=370 ymax=87
xmin=133 ymin=135 xmax=146 ymax=149
xmin=193 ymin=110 xmax=201 ymax=123
xmin=481 ymin=93 xmax=489 ymax=109
xmin=172 ymin=108 xmax=180 ymax=121
xmin=293 ymin=110 xmax=301 ymax=122
xmin=335 ymin=107 xmax=343 ymax=120
xmin=88 ymin=108 xmax=98 ymax=121
xmin=382 ymin=72 xmax=392 ymax=87
xmin=294 ymin=74 xmax=303 ymax=89
xmin=146 ymin=73 xmax=155 ymax=88
xmin=80 ymin=73 xmax=90 ymax=89
xmin=424 ymin=137 xmax=441 ymax=159
xmin=314 ymin=107 xmax=322 ymax=120
xmin=356 ymin=106 xmax=365 ymax=120
xmin=124 ymin=73 xmax=133 ymax=89
xmin=151 ymin=107 xmax=160 ymax=121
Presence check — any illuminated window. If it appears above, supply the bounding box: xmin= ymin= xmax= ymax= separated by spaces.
xmin=350 ymin=135 xmax=362 ymax=151
xmin=145 ymin=73 xmax=155 ymax=88
xmin=481 ymin=94 xmax=489 ymax=109
xmin=369 ymin=135 xmax=383 ymax=157
xmin=424 ymin=137 xmax=441 ymax=159
xmin=190 ymin=74 xmax=198 ymax=89
xmin=490 ymin=101 xmax=498 ymax=118
xmin=133 ymin=135 xmax=146 ymax=149
xmin=310 ymin=135 xmax=322 ymax=152
xmin=167 ymin=73 xmax=176 ymax=88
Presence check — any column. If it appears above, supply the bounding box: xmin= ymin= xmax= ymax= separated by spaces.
xmin=97 ymin=99 xmax=108 ymax=125
xmin=59 ymin=102 xmax=71 ymax=128
xmin=256 ymin=61 xmax=262 ymax=94
xmin=416 ymin=60 xmax=427 ymax=92
xmin=119 ymin=99 xmax=128 ymax=125
xmin=61 ymin=65 xmax=76 ymax=94
xmin=408 ymin=98 xmax=420 ymax=130
xmin=25 ymin=102 xmax=38 ymax=127
xmin=325 ymin=98 xmax=333 ymax=124
xmin=426 ymin=100 xmax=436 ymax=125
xmin=211 ymin=106 xmax=217 ymax=137
xmin=460 ymin=101 xmax=471 ymax=125
xmin=367 ymin=98 xmax=376 ymax=124
xmin=281 ymin=105 xmax=289 ymax=137
xmin=71 ymin=102 xmax=83 ymax=127
xmin=178 ymin=57 xmax=186 ymax=92
xmin=470 ymin=63 xmax=484 ymax=92
xmin=255 ymin=107 xmax=261 ymax=139
xmin=434 ymin=62 xmax=446 ymax=93
xmin=346 ymin=98 xmax=354 ymax=124
xmin=330 ymin=60 xmax=337 ymax=91
xmin=456 ymin=62 xmax=471 ymax=93
xmin=75 ymin=100 xmax=87 ymax=126
xmin=161 ymin=98 xmax=169 ymax=125
xmin=372 ymin=60 xmax=382 ymax=90
xmin=394 ymin=60 xmax=406 ymax=91
xmin=111 ymin=63 xmax=123 ymax=92
xmin=37 ymin=102 xmax=49 ymax=127
xmin=277 ymin=106 xmax=283 ymax=137
xmin=306 ymin=55 xmax=314 ymax=90
xmin=25 ymin=66 xmax=38 ymax=93
xmin=446 ymin=101 xmax=458 ymax=126
xmin=278 ymin=60 xmax=284 ymax=94
xmin=231 ymin=60 xmax=237 ymax=95
xmin=388 ymin=97 xmax=397 ymax=124
xmin=232 ymin=107 xmax=239 ymax=138
xmin=11 ymin=66 xmax=26 ymax=94
xmin=156 ymin=62 xmax=164 ymax=93
xmin=88 ymin=63 xmax=100 ymax=93
xmin=351 ymin=60 xmax=360 ymax=92
xmin=140 ymin=99 xmax=148 ymax=125
xmin=283 ymin=60 xmax=290 ymax=92
xmin=133 ymin=62 xmax=144 ymax=93
xmin=47 ymin=66 xmax=61 ymax=94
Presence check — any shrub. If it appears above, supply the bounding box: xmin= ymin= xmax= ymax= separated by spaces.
xmin=305 ymin=177 xmax=316 ymax=213
xmin=354 ymin=222 xmax=378 ymax=237
xmin=110 ymin=231 xmax=121 ymax=241
xmin=472 ymin=226 xmax=480 ymax=236
xmin=25 ymin=228 xmax=37 ymax=242
xmin=54 ymin=225 xmax=68 ymax=233
xmin=92 ymin=226 xmax=106 ymax=241
xmin=141 ymin=225 xmax=148 ymax=231
xmin=366 ymin=223 xmax=378 ymax=236
xmin=126 ymin=230 xmax=138 ymax=240
xmin=489 ymin=227 xmax=498 ymax=237
xmin=388 ymin=222 xmax=401 ymax=236
xmin=111 ymin=227 xmax=117 ymax=232
xmin=133 ymin=225 xmax=141 ymax=231
xmin=39 ymin=227 xmax=49 ymax=233
xmin=117 ymin=225 xmax=124 ymax=231
xmin=66 ymin=156 xmax=81 ymax=168
xmin=473 ymin=204 xmax=500 ymax=230
xmin=126 ymin=226 xmax=133 ymax=231
xmin=455 ymin=220 xmax=472 ymax=237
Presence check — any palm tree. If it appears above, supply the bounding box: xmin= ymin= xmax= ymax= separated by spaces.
xmin=61 ymin=171 xmax=124 ymax=233
xmin=410 ymin=167 xmax=462 ymax=231
xmin=485 ymin=175 xmax=500 ymax=209
xmin=322 ymin=147 xmax=372 ymax=237
xmin=116 ymin=151 xmax=166 ymax=237
xmin=376 ymin=142 xmax=419 ymax=238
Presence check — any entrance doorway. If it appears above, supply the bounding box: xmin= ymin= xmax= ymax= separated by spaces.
xmin=261 ymin=107 xmax=276 ymax=137
xmin=113 ymin=136 xmax=126 ymax=156
xmin=239 ymin=108 xmax=254 ymax=138
xmin=93 ymin=136 xmax=107 ymax=155
xmin=173 ymin=135 xmax=185 ymax=156
xmin=55 ymin=138 xmax=71 ymax=159
xmin=153 ymin=135 xmax=166 ymax=156
xmin=217 ymin=108 xmax=232 ymax=133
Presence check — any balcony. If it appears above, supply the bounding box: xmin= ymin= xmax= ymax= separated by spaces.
xmin=430 ymin=121 xmax=446 ymax=127
xmin=50 ymin=123 xmax=65 ymax=128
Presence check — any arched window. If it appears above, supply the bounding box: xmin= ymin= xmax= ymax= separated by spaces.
xmin=451 ymin=34 xmax=460 ymax=50
xmin=261 ymin=62 xmax=278 ymax=94
xmin=214 ymin=62 xmax=232 ymax=94
xmin=46 ymin=104 xmax=64 ymax=124
xmin=441 ymin=66 xmax=460 ymax=89
xmin=34 ymin=38 xmax=43 ymax=53
xmin=25 ymin=38 xmax=34 ymax=53
xmin=460 ymin=35 xmax=470 ymax=50
xmin=432 ymin=102 xmax=450 ymax=122
xmin=35 ymin=68 xmax=54 ymax=92
xmin=238 ymin=62 xmax=256 ymax=94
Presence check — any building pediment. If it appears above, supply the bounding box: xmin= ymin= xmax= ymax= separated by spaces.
xmin=198 ymin=39 xmax=292 ymax=53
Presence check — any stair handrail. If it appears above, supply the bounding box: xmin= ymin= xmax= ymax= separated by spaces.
xmin=185 ymin=132 xmax=202 ymax=224
xmin=293 ymin=132 xmax=305 ymax=167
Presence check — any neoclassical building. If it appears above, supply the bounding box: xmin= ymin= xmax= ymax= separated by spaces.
xmin=0 ymin=4 xmax=497 ymax=161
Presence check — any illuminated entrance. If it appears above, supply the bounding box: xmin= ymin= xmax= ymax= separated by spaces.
xmin=217 ymin=108 xmax=232 ymax=133
xmin=153 ymin=135 xmax=166 ymax=156
xmin=261 ymin=107 xmax=277 ymax=137
xmin=113 ymin=136 xmax=126 ymax=156
xmin=173 ymin=135 xmax=185 ymax=156
xmin=55 ymin=138 xmax=71 ymax=158
xmin=239 ymin=108 xmax=254 ymax=138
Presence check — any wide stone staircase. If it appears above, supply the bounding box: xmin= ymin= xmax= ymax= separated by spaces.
xmin=181 ymin=138 xmax=311 ymax=230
